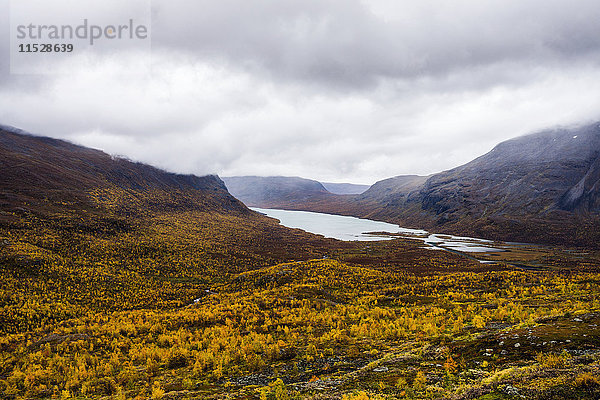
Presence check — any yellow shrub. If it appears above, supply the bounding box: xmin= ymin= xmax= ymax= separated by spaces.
xmin=151 ymin=382 xmax=164 ymax=399
xmin=536 ymin=352 xmax=569 ymax=369
xmin=574 ymin=372 xmax=599 ymax=388
xmin=413 ymin=370 xmax=427 ymax=391
xmin=342 ymin=391 xmax=376 ymax=400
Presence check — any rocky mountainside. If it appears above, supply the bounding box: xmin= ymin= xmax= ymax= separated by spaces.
xmin=410 ymin=123 xmax=600 ymax=243
xmin=421 ymin=123 xmax=600 ymax=218
xmin=358 ymin=123 xmax=600 ymax=246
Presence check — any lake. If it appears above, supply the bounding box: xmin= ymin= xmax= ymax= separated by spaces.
xmin=252 ymin=207 xmax=427 ymax=241
xmin=251 ymin=207 xmax=505 ymax=253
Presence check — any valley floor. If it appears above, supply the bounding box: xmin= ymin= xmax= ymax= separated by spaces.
xmin=1 ymin=201 xmax=599 ymax=399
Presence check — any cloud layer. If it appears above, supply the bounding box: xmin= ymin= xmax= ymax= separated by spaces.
xmin=1 ymin=0 xmax=600 ymax=184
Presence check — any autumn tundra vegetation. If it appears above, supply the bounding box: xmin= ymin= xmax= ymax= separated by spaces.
xmin=1 ymin=130 xmax=600 ymax=399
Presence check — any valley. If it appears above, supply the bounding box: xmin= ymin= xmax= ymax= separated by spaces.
xmin=225 ymin=123 xmax=600 ymax=249
xmin=0 ymin=127 xmax=599 ymax=400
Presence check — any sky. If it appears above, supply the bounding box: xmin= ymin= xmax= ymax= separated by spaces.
xmin=1 ymin=0 xmax=600 ymax=185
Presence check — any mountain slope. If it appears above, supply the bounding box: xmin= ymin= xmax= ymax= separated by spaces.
xmin=358 ymin=175 xmax=427 ymax=208
xmin=352 ymin=123 xmax=600 ymax=246
xmin=421 ymin=123 xmax=600 ymax=218
xmin=0 ymin=127 xmax=247 ymax=222
xmin=411 ymin=123 xmax=600 ymax=243
xmin=0 ymin=126 xmax=346 ymax=270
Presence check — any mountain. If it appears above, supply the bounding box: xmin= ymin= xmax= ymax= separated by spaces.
xmin=224 ymin=123 xmax=600 ymax=247
xmin=0 ymin=127 xmax=248 ymax=224
xmin=410 ymin=123 xmax=600 ymax=245
xmin=0 ymin=126 xmax=344 ymax=272
xmin=353 ymin=123 xmax=600 ymax=246
xmin=358 ymin=175 xmax=427 ymax=206
xmin=222 ymin=176 xmax=336 ymax=208
xmin=420 ymin=125 xmax=600 ymax=217
xmin=321 ymin=182 xmax=369 ymax=195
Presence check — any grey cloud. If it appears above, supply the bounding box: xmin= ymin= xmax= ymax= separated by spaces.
xmin=0 ymin=1 xmax=600 ymax=184
xmin=151 ymin=0 xmax=600 ymax=89
xmin=0 ymin=0 xmax=9 ymax=80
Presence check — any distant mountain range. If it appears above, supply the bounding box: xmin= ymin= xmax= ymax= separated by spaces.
xmin=4 ymin=122 xmax=599 ymax=247
xmin=225 ymin=122 xmax=600 ymax=247
xmin=221 ymin=179 xmax=368 ymax=204
xmin=222 ymin=176 xmax=334 ymax=208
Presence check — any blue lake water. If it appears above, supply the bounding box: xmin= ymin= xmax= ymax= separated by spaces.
xmin=251 ymin=207 xmax=505 ymax=253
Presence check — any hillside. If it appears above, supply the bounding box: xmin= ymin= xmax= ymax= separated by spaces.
xmin=0 ymin=127 xmax=249 ymax=224
xmin=0 ymin=127 xmax=349 ymax=318
xmin=409 ymin=123 xmax=600 ymax=245
xmin=359 ymin=123 xmax=600 ymax=246
xmin=420 ymin=123 xmax=600 ymax=217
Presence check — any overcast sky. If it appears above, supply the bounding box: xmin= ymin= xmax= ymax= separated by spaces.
xmin=1 ymin=0 xmax=600 ymax=184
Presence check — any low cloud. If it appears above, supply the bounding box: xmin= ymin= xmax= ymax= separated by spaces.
xmin=1 ymin=0 xmax=600 ymax=184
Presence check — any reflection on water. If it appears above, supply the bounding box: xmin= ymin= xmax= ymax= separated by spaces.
xmin=252 ymin=207 xmax=505 ymax=253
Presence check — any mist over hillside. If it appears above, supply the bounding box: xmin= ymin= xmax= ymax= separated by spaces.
xmin=321 ymin=182 xmax=370 ymax=195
